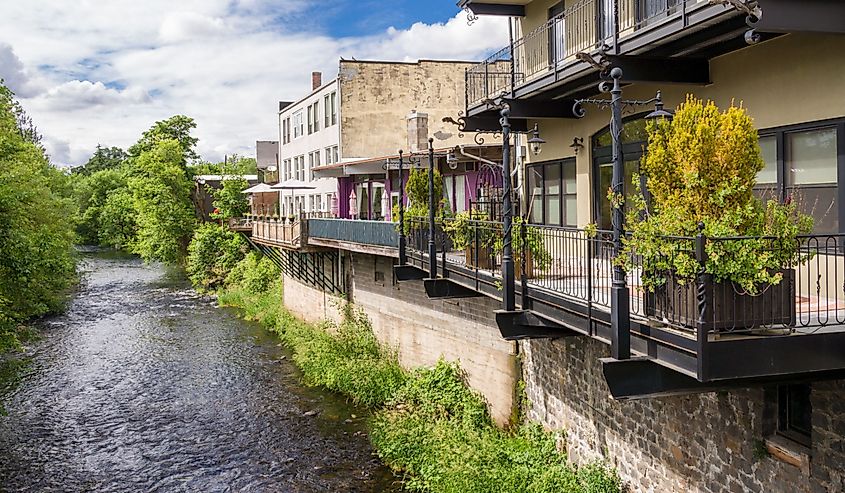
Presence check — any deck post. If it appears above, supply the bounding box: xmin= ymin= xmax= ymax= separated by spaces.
xmin=398 ymin=149 xmax=407 ymax=265
xmin=428 ymin=138 xmax=437 ymax=279
xmin=500 ymin=105 xmax=516 ymax=312
xmin=609 ymin=67 xmax=631 ymax=361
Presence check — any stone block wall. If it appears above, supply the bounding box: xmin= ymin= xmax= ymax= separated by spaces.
xmin=522 ymin=337 xmax=845 ymax=492
xmin=281 ymin=251 xmax=519 ymax=426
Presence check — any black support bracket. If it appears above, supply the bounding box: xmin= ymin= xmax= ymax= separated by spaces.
xmin=458 ymin=1 xmax=525 ymax=17
xmin=423 ymin=278 xmax=484 ymax=300
xmin=604 ymin=55 xmax=710 ymax=85
xmin=495 ymin=310 xmax=581 ymax=340
xmin=393 ymin=264 xmax=428 ymax=282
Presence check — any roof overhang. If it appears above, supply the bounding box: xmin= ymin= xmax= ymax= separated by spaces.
xmin=458 ymin=0 xmax=527 ymax=16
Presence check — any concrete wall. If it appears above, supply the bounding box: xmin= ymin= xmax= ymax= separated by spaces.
xmin=280 ymin=251 xmax=520 ymax=426
xmin=522 ymin=336 xmax=845 ymax=493
xmin=338 ymin=60 xmax=481 ymax=160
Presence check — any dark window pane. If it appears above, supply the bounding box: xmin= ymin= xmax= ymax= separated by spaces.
xmin=788 ymin=185 xmax=838 ymax=234
xmin=778 ymin=384 xmax=812 ymax=447
xmin=788 ymin=128 xmax=837 ymax=186
xmin=545 ymin=164 xmax=561 ymax=195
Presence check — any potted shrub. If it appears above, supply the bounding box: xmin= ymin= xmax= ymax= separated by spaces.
xmin=619 ymin=96 xmax=813 ymax=331
xmin=444 ymin=209 xmax=496 ymax=269
xmin=501 ymin=217 xmax=551 ymax=279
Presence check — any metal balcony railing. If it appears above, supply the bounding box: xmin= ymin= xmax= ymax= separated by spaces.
xmin=466 ymin=0 xmax=700 ymax=106
xmin=405 ymin=216 xmax=845 ymax=337
xmin=308 ymin=219 xmax=400 ymax=249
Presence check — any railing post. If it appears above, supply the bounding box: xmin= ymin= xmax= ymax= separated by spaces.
xmin=398 ymin=150 xmax=407 ymax=265
xmin=500 ymin=106 xmax=516 ymax=312
xmin=609 ymin=67 xmax=631 ymax=361
xmin=464 ymin=68 xmax=470 ymax=113
xmin=508 ymin=17 xmax=516 ymax=97
xmin=613 ymin=0 xmax=621 ymax=53
xmin=520 ymin=219 xmax=528 ymax=310
xmin=484 ymin=62 xmax=490 ymax=101
xmin=695 ymin=221 xmax=710 ymax=381
xmin=428 ymin=138 xmax=437 ymax=279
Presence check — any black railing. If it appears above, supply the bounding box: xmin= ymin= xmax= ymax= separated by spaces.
xmin=405 ymin=216 xmax=845 ymax=337
xmin=466 ymin=0 xmax=707 ymax=105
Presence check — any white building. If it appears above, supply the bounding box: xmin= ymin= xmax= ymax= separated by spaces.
xmin=277 ymin=72 xmax=339 ymax=216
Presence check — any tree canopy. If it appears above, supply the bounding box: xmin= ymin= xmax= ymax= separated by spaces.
xmin=128 ymin=115 xmax=199 ymax=165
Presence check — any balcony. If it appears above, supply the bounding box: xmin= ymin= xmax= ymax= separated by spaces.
xmin=465 ymin=0 xmax=744 ymax=113
xmin=307 ymin=218 xmax=400 ymax=257
xmin=400 ymin=217 xmax=845 ymax=398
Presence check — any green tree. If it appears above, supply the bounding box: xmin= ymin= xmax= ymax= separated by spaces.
xmin=75 ymin=145 xmax=127 ymax=175
xmin=0 ymin=84 xmax=77 ymax=349
xmin=186 ymin=223 xmax=248 ymax=291
xmin=129 ymin=139 xmax=196 ymax=263
xmin=211 ymin=177 xmax=250 ymax=220
xmin=73 ymin=168 xmax=128 ymax=244
xmin=98 ymin=188 xmax=138 ymax=249
xmin=128 ymin=115 xmax=199 ymax=165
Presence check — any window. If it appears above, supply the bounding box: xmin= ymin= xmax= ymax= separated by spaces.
xmin=757 ymin=120 xmax=843 ymax=234
xmin=777 ymin=384 xmax=812 ymax=447
xmin=313 ymin=102 xmax=320 ymax=133
xmin=307 ymin=105 xmax=313 ymax=135
xmin=309 ymin=194 xmax=315 ymax=212
xmin=327 ymin=92 xmax=337 ymax=126
xmin=293 ymin=111 xmax=303 ymax=138
xmin=528 ymin=158 xmax=577 ymax=226
xmin=282 ymin=117 xmax=291 ymax=144
xmin=324 ymin=94 xmax=331 ymax=128
xmin=283 ymin=159 xmax=291 ymax=181
xmin=325 ymin=193 xmax=333 ymax=213
xmin=314 ymin=194 xmax=322 ymax=213
xmin=332 ymin=145 xmax=339 ymax=164
xmin=325 ymin=147 xmax=333 ymax=165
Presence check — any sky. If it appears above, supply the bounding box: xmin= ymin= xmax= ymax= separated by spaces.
xmin=0 ymin=1 xmax=509 ymax=167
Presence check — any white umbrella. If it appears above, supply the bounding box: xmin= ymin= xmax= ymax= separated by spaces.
xmin=330 ymin=192 xmax=339 ymax=217
xmin=348 ymin=190 xmax=358 ymax=219
xmin=242 ymin=183 xmax=274 ymax=194
xmin=381 ymin=189 xmax=391 ymax=221
xmin=271 ymin=179 xmax=317 ymax=217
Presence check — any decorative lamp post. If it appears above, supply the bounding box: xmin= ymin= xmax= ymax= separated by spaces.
xmin=427 ymin=138 xmax=437 ymax=279
xmin=398 ymin=149 xmax=407 ymax=266
xmin=574 ymin=68 xmax=672 ymax=361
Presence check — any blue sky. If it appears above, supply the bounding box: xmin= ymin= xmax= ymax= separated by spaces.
xmin=317 ymin=0 xmax=464 ymax=38
xmin=0 ymin=1 xmax=506 ymax=166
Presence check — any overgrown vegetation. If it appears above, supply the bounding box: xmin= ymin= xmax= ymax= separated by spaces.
xmin=0 ymin=83 xmax=78 ymax=350
xmin=200 ymin=242 xmax=621 ymax=492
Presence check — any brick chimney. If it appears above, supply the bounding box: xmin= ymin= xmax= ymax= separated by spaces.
xmin=312 ymin=71 xmax=322 ymax=91
xmin=407 ymin=110 xmax=429 ymax=153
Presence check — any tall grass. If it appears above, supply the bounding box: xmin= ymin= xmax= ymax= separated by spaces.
xmin=209 ymin=248 xmax=622 ymax=493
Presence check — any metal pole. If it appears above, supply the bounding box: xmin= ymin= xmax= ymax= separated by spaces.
xmin=500 ymin=106 xmax=515 ymax=312
xmin=398 ymin=149 xmax=407 ymax=265
xmin=428 ymin=138 xmax=437 ymax=279
xmin=609 ymin=67 xmax=631 ymax=360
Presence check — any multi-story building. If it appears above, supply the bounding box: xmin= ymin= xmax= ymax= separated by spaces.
xmin=277 ymin=72 xmax=340 ymax=216
xmin=454 ymin=1 xmax=845 ymax=491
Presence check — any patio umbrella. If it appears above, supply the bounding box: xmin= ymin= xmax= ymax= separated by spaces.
xmin=348 ymin=190 xmax=358 ymax=219
xmin=330 ymin=192 xmax=339 ymax=217
xmin=381 ymin=189 xmax=391 ymax=221
xmin=241 ymin=183 xmax=274 ymax=194
xmin=271 ymin=179 xmax=317 ymax=216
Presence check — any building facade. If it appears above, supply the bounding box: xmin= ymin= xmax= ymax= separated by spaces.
xmin=277 ymin=72 xmax=340 ymax=216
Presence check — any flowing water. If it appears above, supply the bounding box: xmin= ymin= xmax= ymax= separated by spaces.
xmin=0 ymin=250 xmax=402 ymax=492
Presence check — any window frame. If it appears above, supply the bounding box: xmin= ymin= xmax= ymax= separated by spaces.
xmin=527 ymin=157 xmax=577 ymax=227
xmin=777 ymin=383 xmax=812 ymax=448
xmin=757 ymin=117 xmax=844 ymax=235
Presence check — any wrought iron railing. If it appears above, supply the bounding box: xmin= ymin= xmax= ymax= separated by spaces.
xmin=308 ymin=219 xmax=400 ymax=249
xmin=466 ymin=0 xmax=705 ymax=105
xmin=405 ymin=216 xmax=845 ymax=337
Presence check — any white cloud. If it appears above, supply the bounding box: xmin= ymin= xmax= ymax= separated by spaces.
xmin=0 ymin=4 xmax=508 ymax=167
xmin=0 ymin=43 xmax=44 ymax=97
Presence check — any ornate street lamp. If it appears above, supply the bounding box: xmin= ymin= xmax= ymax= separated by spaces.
xmin=527 ymin=123 xmax=545 ymax=157
xmin=427 ymin=138 xmax=437 ymax=279
xmin=574 ymin=67 xmax=670 ymax=361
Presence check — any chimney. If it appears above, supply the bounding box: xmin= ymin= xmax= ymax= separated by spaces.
xmin=312 ymin=71 xmax=322 ymax=91
xmin=407 ymin=110 xmax=429 ymax=153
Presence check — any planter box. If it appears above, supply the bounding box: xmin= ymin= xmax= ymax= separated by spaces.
xmin=466 ymin=244 xmax=493 ymax=270
xmin=646 ymin=269 xmax=796 ymax=331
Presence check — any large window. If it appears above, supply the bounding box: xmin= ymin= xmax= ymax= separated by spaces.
xmin=757 ymin=119 xmax=843 ymax=234
xmin=282 ymin=117 xmax=291 ymax=144
xmin=293 ymin=111 xmax=303 ymax=139
xmin=528 ymin=158 xmax=577 ymax=227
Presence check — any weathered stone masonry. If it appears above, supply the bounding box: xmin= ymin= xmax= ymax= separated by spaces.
xmin=523 ymin=337 xmax=845 ymax=493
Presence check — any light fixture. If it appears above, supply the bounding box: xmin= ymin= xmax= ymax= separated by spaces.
xmin=446 ymin=151 xmax=459 ymax=169
xmin=267 ymin=165 xmax=278 ymax=172
xmin=570 ymin=137 xmax=584 ymax=155
xmin=527 ymin=123 xmax=545 ymax=157
xmin=645 ymin=91 xmax=674 ymax=121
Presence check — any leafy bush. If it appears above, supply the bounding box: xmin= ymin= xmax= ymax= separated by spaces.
xmin=0 ymin=84 xmax=77 ymax=345
xmin=621 ymin=96 xmax=813 ymax=293
xmin=210 ymin=176 xmax=249 ymax=220
xmin=186 ymin=223 xmax=248 ymax=291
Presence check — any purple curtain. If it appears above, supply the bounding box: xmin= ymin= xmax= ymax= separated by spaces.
xmin=338 ymin=177 xmax=353 ymax=219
